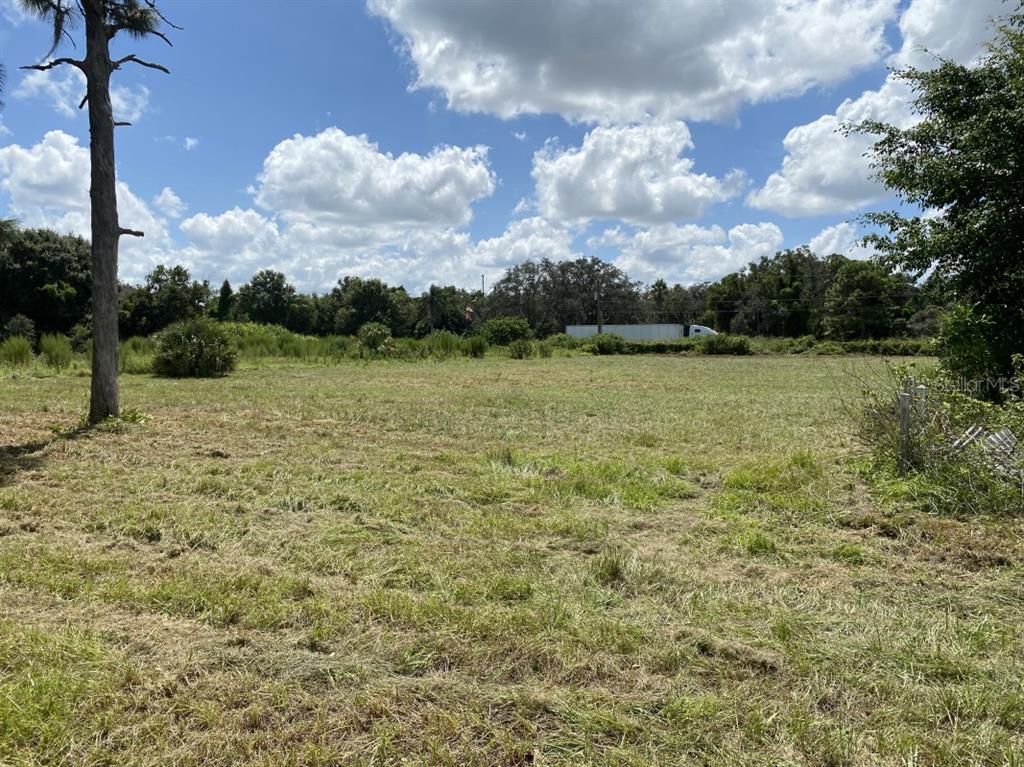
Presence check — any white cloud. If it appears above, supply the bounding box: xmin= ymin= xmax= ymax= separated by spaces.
xmin=473 ymin=216 xmax=578 ymax=268
xmin=0 ymin=130 xmax=170 ymax=282
xmin=152 ymin=187 xmax=186 ymax=219
xmin=513 ymin=131 xmax=527 ymax=142
xmin=747 ymin=76 xmax=915 ymax=216
xmin=748 ymin=0 xmax=1006 ymax=217
xmin=369 ymin=0 xmax=897 ymax=123
xmin=533 ymin=122 xmax=745 ymax=225
xmin=254 ymin=126 xmax=495 ymax=229
xmin=14 ymin=67 xmax=150 ymax=123
xmin=594 ymin=221 xmax=784 ymax=285
xmin=169 ymin=127 xmax=503 ymax=290
xmin=184 ymin=137 xmax=199 ymax=151
xmin=808 ymin=221 xmax=875 ymax=259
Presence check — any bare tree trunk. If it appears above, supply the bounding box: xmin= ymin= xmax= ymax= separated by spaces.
xmin=84 ymin=0 xmax=120 ymax=423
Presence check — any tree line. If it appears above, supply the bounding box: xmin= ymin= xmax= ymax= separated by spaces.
xmin=0 ymin=221 xmax=944 ymax=344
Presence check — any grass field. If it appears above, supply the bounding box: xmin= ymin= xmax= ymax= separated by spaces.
xmin=1 ymin=355 xmax=1022 ymax=766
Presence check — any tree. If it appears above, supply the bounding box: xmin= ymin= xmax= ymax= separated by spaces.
xmin=823 ymin=260 xmax=904 ymax=340
xmin=21 ymin=0 xmax=175 ymax=422
xmin=0 ymin=225 xmax=92 ymax=333
xmin=324 ymin=277 xmax=415 ymax=336
xmin=237 ymin=270 xmax=298 ymax=326
xmin=215 ymin=280 xmax=235 ymax=321
xmin=119 ymin=265 xmax=209 ymax=336
xmin=856 ymin=11 xmax=1024 ymax=382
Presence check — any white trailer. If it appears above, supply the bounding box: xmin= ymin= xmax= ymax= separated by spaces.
xmin=565 ymin=324 xmax=717 ymax=340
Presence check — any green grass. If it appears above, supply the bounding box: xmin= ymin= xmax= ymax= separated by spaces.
xmin=0 ymin=355 xmax=1021 ymax=765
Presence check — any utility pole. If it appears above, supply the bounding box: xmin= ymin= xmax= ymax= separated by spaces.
xmin=481 ymin=274 xmax=485 ymax=295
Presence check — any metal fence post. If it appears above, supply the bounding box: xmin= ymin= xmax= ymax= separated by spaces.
xmin=898 ymin=391 xmax=912 ymax=473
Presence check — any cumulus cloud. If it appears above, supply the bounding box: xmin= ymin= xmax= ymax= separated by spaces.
xmin=254 ymin=127 xmax=495 ymax=230
xmin=473 ymin=216 xmax=578 ymax=269
xmin=14 ymin=68 xmax=150 ymax=123
xmin=184 ymin=137 xmax=200 ymax=151
xmin=152 ymin=187 xmax=187 ymax=219
xmin=370 ymin=0 xmax=897 ymax=124
xmin=746 ymin=76 xmax=915 ymax=216
xmin=169 ymin=127 xmax=504 ymax=290
xmin=592 ymin=221 xmax=784 ymax=285
xmin=807 ymin=221 xmax=876 ymax=259
xmin=533 ymin=122 xmax=745 ymax=225
xmin=748 ymin=0 xmax=1006 ymax=216
xmin=0 ymin=130 xmax=171 ymax=282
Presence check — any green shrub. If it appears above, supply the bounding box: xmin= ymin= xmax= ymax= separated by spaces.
xmin=700 ymin=334 xmax=752 ymax=355
xmin=537 ymin=340 xmax=554 ymax=358
xmin=38 ymin=333 xmax=73 ymax=370
xmin=0 ymin=336 xmax=33 ymax=366
xmin=589 ymin=333 xmax=626 ymax=355
xmin=357 ymin=322 xmax=394 ymax=356
xmin=481 ymin=316 xmax=533 ymax=346
xmin=426 ymin=330 xmax=461 ymax=359
xmin=621 ymin=338 xmax=699 ymax=354
xmin=462 ymin=335 xmax=488 ymax=358
xmin=3 ymin=314 xmax=36 ymax=344
xmin=153 ymin=318 xmax=237 ymax=378
xmin=69 ymin=323 xmax=91 ymax=353
xmin=546 ymin=333 xmax=581 ymax=350
xmin=507 ymin=339 xmax=535 ymax=359
xmin=807 ymin=341 xmax=845 ymax=355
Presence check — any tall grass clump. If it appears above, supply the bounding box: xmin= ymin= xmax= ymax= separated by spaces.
xmin=426 ymin=330 xmax=462 ymax=359
xmin=153 ymin=318 xmax=237 ymax=378
xmin=0 ymin=336 xmax=33 ymax=367
xmin=39 ymin=333 xmax=73 ymax=370
xmin=462 ymin=335 xmax=488 ymax=358
xmin=119 ymin=336 xmax=154 ymax=374
xmin=545 ymin=333 xmax=581 ymax=350
xmin=700 ymin=334 xmax=752 ymax=355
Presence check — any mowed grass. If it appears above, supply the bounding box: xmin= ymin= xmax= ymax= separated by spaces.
xmin=0 ymin=355 xmax=1022 ymax=766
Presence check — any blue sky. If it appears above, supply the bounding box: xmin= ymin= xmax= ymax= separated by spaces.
xmin=0 ymin=0 xmax=1007 ymax=292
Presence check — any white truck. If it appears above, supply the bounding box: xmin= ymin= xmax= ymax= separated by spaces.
xmin=565 ymin=323 xmax=717 ymax=341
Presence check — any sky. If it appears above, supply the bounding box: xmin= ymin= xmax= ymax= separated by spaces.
xmin=0 ymin=0 xmax=1010 ymax=294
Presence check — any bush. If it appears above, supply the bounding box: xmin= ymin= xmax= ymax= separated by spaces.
xmin=537 ymin=340 xmax=554 ymax=358
xmin=39 ymin=333 xmax=73 ymax=370
xmin=589 ymin=333 xmax=626 ymax=355
xmin=507 ymin=339 xmax=535 ymax=359
xmin=482 ymin=316 xmax=533 ymax=346
xmin=357 ymin=322 xmax=394 ymax=356
xmin=546 ymin=333 xmax=581 ymax=350
xmin=153 ymin=318 xmax=237 ymax=378
xmin=462 ymin=335 xmax=488 ymax=359
xmin=621 ymin=338 xmax=699 ymax=354
xmin=0 ymin=336 xmax=33 ymax=366
xmin=3 ymin=314 xmax=36 ymax=344
xmin=426 ymin=330 xmax=461 ymax=359
xmin=807 ymin=341 xmax=845 ymax=355
xmin=699 ymin=334 xmax=752 ymax=355
xmin=69 ymin=323 xmax=91 ymax=353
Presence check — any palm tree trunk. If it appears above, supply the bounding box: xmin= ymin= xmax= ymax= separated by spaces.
xmin=84 ymin=0 xmax=120 ymax=422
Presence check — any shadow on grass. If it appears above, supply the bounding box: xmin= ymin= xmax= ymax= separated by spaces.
xmin=0 ymin=424 xmax=94 ymax=487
